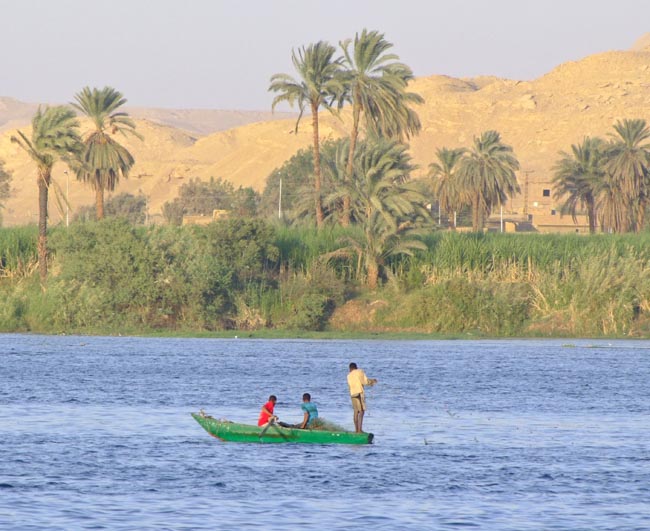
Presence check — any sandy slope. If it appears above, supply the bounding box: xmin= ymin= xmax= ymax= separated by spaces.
xmin=2 ymin=36 xmax=650 ymax=227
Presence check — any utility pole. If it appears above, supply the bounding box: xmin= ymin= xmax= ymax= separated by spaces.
xmin=522 ymin=170 xmax=534 ymax=216
xmin=64 ymin=170 xmax=69 ymax=227
xmin=278 ymin=177 xmax=282 ymax=219
xmin=500 ymin=203 xmax=503 ymax=233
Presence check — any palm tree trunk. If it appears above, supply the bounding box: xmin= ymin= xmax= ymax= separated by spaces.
xmin=367 ymin=259 xmax=379 ymax=290
xmin=587 ymin=197 xmax=596 ymax=234
xmin=37 ymin=170 xmax=50 ymax=283
xmin=96 ymin=186 xmax=104 ymax=220
xmin=37 ymin=170 xmax=49 ymax=283
xmin=472 ymin=193 xmax=480 ymax=232
xmin=635 ymin=196 xmax=646 ymax=233
xmin=343 ymin=100 xmax=362 ymax=227
xmin=311 ymin=102 xmax=324 ymax=228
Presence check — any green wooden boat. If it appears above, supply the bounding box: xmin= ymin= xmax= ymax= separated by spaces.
xmin=191 ymin=412 xmax=373 ymax=445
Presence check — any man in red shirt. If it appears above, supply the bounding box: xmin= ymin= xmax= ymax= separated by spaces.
xmin=258 ymin=395 xmax=278 ymax=426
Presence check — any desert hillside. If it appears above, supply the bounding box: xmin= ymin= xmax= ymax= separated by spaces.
xmin=0 ymin=96 xmax=294 ymax=136
xmin=2 ymin=36 xmax=650 ymax=227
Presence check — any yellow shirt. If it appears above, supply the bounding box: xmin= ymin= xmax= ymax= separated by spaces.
xmin=347 ymin=368 xmax=371 ymax=396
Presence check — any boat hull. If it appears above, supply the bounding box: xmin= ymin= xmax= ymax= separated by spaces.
xmin=191 ymin=413 xmax=373 ymax=444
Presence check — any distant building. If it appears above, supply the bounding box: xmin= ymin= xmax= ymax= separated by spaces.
xmin=182 ymin=209 xmax=229 ymax=226
xmin=484 ymin=177 xmax=591 ymax=233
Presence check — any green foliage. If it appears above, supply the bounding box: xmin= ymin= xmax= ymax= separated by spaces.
xmin=48 ymin=219 xmax=253 ymax=329
xmin=271 ymin=261 xmax=346 ymax=331
xmin=198 ymin=217 xmax=280 ymax=287
xmin=286 ymin=293 xmax=332 ymax=331
xmin=0 ymin=283 xmax=29 ymax=331
xmin=328 ymin=139 xmax=430 ymax=288
xmin=273 ymin=223 xmax=361 ymax=282
xmin=261 ymin=147 xmax=313 ymax=220
xmin=409 ymin=231 xmax=650 ymax=336
xmin=162 ymin=177 xmax=259 ymax=225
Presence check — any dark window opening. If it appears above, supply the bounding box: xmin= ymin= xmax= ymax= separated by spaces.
xmin=542 ymin=189 xmax=551 ymax=197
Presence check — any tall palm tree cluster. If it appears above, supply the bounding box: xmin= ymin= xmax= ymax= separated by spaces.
xmin=429 ymin=131 xmax=521 ymax=232
xmin=269 ymin=29 xmax=423 ymax=229
xmin=11 ymin=86 xmax=140 ymax=282
xmin=552 ymin=119 xmax=650 ymax=234
xmin=270 ymin=29 xmax=426 ymax=287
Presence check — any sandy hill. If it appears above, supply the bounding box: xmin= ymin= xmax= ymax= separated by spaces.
xmin=3 ymin=38 xmax=650 ymax=227
xmin=0 ymin=96 xmax=294 ymax=136
xmin=0 ymin=97 xmax=39 ymax=133
xmin=127 ymin=107 xmax=295 ymax=136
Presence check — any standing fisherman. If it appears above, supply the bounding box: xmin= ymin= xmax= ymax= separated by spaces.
xmin=347 ymin=362 xmax=377 ymax=433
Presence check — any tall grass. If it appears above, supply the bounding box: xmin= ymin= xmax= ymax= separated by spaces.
xmin=384 ymin=231 xmax=650 ymax=336
xmin=415 ymin=232 xmax=650 ymax=281
xmin=273 ymin=223 xmax=362 ymax=268
xmin=0 ymin=226 xmax=38 ymax=278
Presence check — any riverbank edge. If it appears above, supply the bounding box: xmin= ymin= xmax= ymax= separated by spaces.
xmin=1 ymin=327 xmax=641 ymax=341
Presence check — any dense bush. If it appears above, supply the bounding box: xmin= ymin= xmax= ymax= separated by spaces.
xmin=41 ymin=218 xmax=280 ymax=330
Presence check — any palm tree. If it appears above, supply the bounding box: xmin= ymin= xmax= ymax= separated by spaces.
xmin=339 ymin=29 xmax=423 ymax=225
xmin=458 ymin=130 xmax=521 ymax=232
xmin=597 ymin=173 xmax=631 ymax=233
xmin=269 ymin=41 xmax=344 ymax=228
xmin=327 ymin=139 xmax=428 ymax=288
xmin=11 ymin=106 xmax=81 ymax=281
xmin=603 ymin=118 xmax=650 ymax=232
xmin=552 ymin=137 xmax=604 ymax=234
xmin=318 ymin=137 xmax=351 ymax=222
xmin=429 ymin=147 xmax=466 ymax=227
xmin=72 ymin=86 xmax=142 ymax=219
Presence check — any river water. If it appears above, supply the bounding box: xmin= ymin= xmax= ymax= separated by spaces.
xmin=1 ymin=335 xmax=649 ymax=530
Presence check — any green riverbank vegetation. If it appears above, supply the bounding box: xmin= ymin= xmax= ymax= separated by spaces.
xmin=3 ymin=221 xmax=650 ymax=337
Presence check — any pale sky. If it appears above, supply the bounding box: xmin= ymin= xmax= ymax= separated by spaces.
xmin=1 ymin=0 xmax=649 ymax=110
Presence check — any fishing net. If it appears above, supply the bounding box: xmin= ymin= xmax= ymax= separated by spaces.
xmin=310 ymin=418 xmax=348 ymax=432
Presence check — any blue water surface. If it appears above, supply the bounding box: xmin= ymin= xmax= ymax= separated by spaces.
xmin=1 ymin=335 xmax=650 ymax=530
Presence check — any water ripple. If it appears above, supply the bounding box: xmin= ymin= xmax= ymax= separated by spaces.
xmin=2 ymin=335 xmax=650 ymax=530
